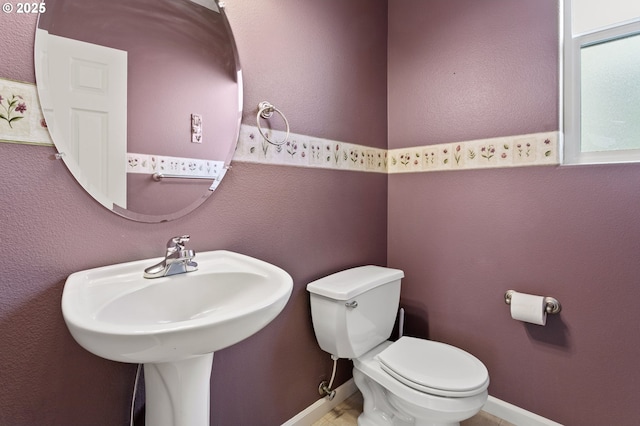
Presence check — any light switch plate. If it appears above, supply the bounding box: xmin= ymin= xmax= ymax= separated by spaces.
xmin=191 ymin=113 xmax=202 ymax=143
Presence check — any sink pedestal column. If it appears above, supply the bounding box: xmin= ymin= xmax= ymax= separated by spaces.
xmin=144 ymin=353 xmax=214 ymax=426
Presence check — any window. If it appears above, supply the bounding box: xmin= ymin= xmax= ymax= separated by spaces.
xmin=563 ymin=0 xmax=640 ymax=164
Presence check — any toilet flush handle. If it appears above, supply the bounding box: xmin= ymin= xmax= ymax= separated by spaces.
xmin=345 ymin=300 xmax=358 ymax=308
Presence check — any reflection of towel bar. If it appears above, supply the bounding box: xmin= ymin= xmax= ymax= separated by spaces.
xmin=152 ymin=173 xmax=217 ymax=181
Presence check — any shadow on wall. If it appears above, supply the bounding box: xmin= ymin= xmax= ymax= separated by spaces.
xmin=523 ymin=315 xmax=572 ymax=350
xmin=133 ymin=370 xmax=145 ymax=426
xmin=397 ymin=299 xmax=430 ymax=340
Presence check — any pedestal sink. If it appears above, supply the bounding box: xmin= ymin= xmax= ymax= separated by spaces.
xmin=61 ymin=250 xmax=293 ymax=426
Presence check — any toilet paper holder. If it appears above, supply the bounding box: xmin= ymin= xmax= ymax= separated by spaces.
xmin=504 ymin=290 xmax=562 ymax=315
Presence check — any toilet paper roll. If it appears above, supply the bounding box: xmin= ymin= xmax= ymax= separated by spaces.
xmin=510 ymin=292 xmax=547 ymax=325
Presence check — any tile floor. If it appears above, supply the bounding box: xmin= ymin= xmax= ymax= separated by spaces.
xmin=312 ymin=392 xmax=515 ymax=426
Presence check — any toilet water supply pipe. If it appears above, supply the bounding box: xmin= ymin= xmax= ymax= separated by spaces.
xmin=319 ymin=308 xmax=405 ymax=400
xmin=319 ymin=355 xmax=339 ymax=400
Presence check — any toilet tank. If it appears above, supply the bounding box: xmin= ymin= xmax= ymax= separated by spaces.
xmin=307 ymin=266 xmax=404 ymax=359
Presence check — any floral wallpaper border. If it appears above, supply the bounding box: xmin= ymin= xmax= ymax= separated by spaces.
xmin=387 ymin=131 xmax=560 ymax=173
xmin=234 ymin=125 xmax=388 ymax=173
xmin=1 ymin=78 xmax=560 ymax=175
xmin=235 ymin=125 xmax=560 ymax=173
xmin=0 ymin=78 xmax=53 ymax=146
xmin=126 ymin=152 xmax=226 ymax=178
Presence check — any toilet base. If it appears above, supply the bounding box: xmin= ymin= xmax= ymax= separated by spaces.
xmin=355 ymin=368 xmax=461 ymax=426
xmin=358 ymin=416 xmax=458 ymax=426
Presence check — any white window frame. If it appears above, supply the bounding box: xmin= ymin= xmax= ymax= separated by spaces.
xmin=563 ymin=0 xmax=640 ymax=165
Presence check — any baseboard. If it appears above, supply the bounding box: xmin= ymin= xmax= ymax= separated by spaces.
xmin=281 ymin=379 xmax=358 ymax=426
xmin=484 ymin=396 xmax=564 ymax=426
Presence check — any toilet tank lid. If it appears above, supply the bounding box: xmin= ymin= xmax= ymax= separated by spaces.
xmin=307 ymin=265 xmax=404 ymax=300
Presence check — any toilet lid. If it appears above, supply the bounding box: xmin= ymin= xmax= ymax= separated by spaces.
xmin=376 ymin=336 xmax=489 ymax=397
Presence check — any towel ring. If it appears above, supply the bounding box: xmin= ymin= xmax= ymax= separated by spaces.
xmin=256 ymin=101 xmax=289 ymax=146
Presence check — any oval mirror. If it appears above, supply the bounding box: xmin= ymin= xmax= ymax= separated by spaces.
xmin=34 ymin=0 xmax=242 ymax=222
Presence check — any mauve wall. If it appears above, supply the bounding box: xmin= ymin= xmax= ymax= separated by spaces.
xmin=388 ymin=0 xmax=558 ymax=145
xmin=0 ymin=1 xmax=387 ymax=425
xmin=388 ymin=1 xmax=640 ymax=425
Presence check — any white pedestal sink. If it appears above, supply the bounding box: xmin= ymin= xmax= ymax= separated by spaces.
xmin=61 ymin=250 xmax=293 ymax=426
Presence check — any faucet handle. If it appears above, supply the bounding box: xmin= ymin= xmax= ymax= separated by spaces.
xmin=167 ymin=235 xmax=191 ymax=250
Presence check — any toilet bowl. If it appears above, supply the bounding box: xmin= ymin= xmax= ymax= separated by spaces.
xmin=307 ymin=266 xmax=490 ymax=426
xmin=354 ymin=339 xmax=488 ymax=426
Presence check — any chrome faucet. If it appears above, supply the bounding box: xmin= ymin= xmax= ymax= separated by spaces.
xmin=143 ymin=235 xmax=198 ymax=279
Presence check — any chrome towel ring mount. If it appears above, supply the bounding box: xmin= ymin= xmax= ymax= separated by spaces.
xmin=256 ymin=101 xmax=290 ymax=146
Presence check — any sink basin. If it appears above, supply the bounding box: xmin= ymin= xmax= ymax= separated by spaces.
xmin=62 ymin=250 xmax=293 ymax=364
xmin=62 ymin=249 xmax=293 ymax=425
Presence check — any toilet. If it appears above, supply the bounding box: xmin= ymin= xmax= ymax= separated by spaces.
xmin=307 ymin=265 xmax=489 ymax=426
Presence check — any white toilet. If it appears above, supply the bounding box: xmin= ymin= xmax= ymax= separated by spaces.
xmin=307 ymin=265 xmax=489 ymax=426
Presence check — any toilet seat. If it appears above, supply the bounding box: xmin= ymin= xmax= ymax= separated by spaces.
xmin=354 ymin=341 xmax=488 ymax=417
xmin=375 ymin=336 xmax=489 ymax=397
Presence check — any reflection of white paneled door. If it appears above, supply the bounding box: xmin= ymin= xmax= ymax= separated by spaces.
xmin=36 ymin=29 xmax=128 ymax=209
